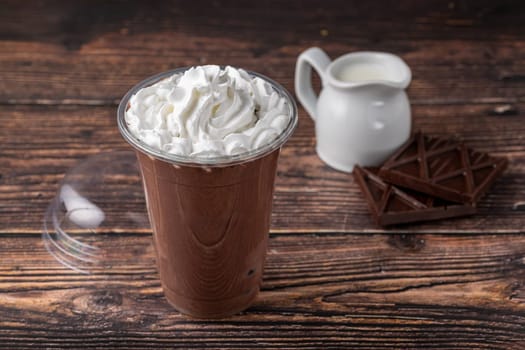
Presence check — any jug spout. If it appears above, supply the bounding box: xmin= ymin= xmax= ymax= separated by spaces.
xmin=326 ymin=51 xmax=411 ymax=90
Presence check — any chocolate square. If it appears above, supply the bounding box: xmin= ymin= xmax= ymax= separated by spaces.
xmin=378 ymin=132 xmax=508 ymax=204
xmin=353 ymin=166 xmax=476 ymax=226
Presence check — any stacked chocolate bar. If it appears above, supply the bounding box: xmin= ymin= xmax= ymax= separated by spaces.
xmin=353 ymin=132 xmax=508 ymax=226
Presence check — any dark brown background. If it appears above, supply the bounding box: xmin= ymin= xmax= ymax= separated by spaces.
xmin=1 ymin=0 xmax=525 ymax=348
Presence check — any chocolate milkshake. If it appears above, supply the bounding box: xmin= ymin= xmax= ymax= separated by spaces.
xmin=117 ymin=66 xmax=297 ymax=318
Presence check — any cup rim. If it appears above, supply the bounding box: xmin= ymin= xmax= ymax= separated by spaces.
xmin=117 ymin=67 xmax=298 ymax=167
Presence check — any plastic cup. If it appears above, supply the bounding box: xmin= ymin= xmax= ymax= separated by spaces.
xmin=117 ymin=68 xmax=297 ymax=318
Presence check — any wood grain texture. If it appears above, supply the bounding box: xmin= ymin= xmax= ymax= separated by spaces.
xmin=0 ymin=0 xmax=524 ymax=105
xmin=2 ymin=233 xmax=525 ymax=349
xmin=1 ymin=0 xmax=525 ymax=348
xmin=1 ymin=103 xmax=523 ymax=233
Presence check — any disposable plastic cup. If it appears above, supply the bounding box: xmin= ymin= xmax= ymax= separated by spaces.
xmin=117 ymin=68 xmax=297 ymax=318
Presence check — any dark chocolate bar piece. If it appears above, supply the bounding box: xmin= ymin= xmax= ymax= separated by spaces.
xmin=378 ymin=132 xmax=508 ymax=204
xmin=353 ymin=166 xmax=476 ymax=226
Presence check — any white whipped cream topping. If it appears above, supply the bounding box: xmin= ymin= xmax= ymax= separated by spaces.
xmin=125 ymin=65 xmax=291 ymax=158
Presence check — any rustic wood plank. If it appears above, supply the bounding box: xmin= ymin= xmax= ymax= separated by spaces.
xmin=1 ymin=103 xmax=524 ymax=234
xmin=0 ymin=39 xmax=525 ymax=105
xmin=0 ymin=1 xmax=524 ymax=104
xmin=1 ymin=39 xmax=524 ymax=106
xmin=1 ymin=233 xmax=525 ymax=349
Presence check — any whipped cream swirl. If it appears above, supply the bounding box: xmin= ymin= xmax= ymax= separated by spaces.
xmin=125 ymin=65 xmax=291 ymax=158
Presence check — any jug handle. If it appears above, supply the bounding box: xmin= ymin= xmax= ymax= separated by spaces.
xmin=294 ymin=47 xmax=331 ymax=121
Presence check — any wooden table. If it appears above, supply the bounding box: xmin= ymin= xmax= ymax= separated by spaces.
xmin=1 ymin=1 xmax=524 ymax=348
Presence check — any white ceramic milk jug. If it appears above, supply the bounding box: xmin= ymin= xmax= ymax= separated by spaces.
xmin=295 ymin=47 xmax=412 ymax=172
